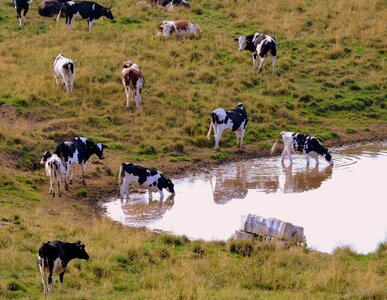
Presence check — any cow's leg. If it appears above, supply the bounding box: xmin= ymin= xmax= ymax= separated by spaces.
xmin=148 ymin=190 xmax=153 ymax=199
xmin=139 ymin=89 xmax=142 ymax=104
xmin=135 ymin=88 xmax=140 ymax=108
xmin=120 ymin=177 xmax=130 ymax=200
xmin=88 ymin=19 xmax=94 ymax=32
xmin=23 ymin=6 xmax=29 ymax=25
xmin=159 ymin=190 xmax=164 ymax=200
xmin=252 ymin=53 xmax=257 ymax=69
xmin=240 ymin=126 xmax=246 ymax=148
xmin=57 ymin=172 xmax=62 ymax=197
xmin=214 ymin=128 xmax=224 ymax=150
xmin=38 ymin=257 xmax=47 ymax=295
xmin=124 ymin=86 xmax=130 ymax=109
xmin=49 ymin=170 xmax=53 ymax=195
xmin=258 ymin=56 xmax=265 ymax=73
xmin=59 ymin=271 xmax=65 ymax=288
xmin=280 ymin=148 xmax=287 ymax=164
xmin=235 ymin=130 xmax=241 ymax=147
xmin=305 ymin=152 xmax=310 ymax=166
xmin=55 ymin=74 xmax=59 ymax=89
xmin=47 ymin=261 xmax=54 ymax=293
xmin=81 ymin=162 xmax=87 ymax=185
xmin=69 ymin=71 xmax=74 ymax=93
xmin=65 ymin=162 xmax=71 ymax=189
xmin=272 ymin=56 xmax=277 ymax=75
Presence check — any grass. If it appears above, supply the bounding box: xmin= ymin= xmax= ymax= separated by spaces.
xmin=0 ymin=0 xmax=386 ymax=298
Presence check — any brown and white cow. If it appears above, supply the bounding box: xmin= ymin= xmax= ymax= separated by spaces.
xmin=157 ymin=20 xmax=200 ymax=37
xmin=121 ymin=61 xmax=144 ymax=109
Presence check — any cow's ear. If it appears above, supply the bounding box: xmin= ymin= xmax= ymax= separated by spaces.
xmin=234 ymin=38 xmax=238 ymax=42
xmin=76 ymin=240 xmax=82 ymax=247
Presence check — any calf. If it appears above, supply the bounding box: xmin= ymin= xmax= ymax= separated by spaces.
xmin=40 ymin=151 xmax=66 ymax=197
xmin=121 ymin=61 xmax=144 ymax=109
xmin=38 ymin=0 xmax=63 ymax=17
xmin=206 ymin=103 xmax=248 ymax=150
xmin=53 ymin=54 xmax=75 ymax=94
xmin=38 ymin=240 xmax=89 ymax=295
xmin=118 ymin=163 xmax=175 ymax=200
xmin=14 ymin=0 xmax=31 ymax=27
xmin=270 ymin=131 xmax=333 ymax=166
xmin=57 ymin=1 xmax=114 ymax=32
xmin=54 ymin=137 xmax=107 ymax=189
xmin=235 ymin=32 xmax=277 ymax=73
xmin=157 ymin=20 xmax=200 ymax=37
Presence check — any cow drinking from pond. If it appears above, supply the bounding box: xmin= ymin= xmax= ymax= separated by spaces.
xmin=40 ymin=151 xmax=66 ymax=197
xmin=235 ymin=33 xmax=277 ymax=74
xmin=118 ymin=163 xmax=175 ymax=200
xmin=54 ymin=137 xmax=107 ymax=189
xmin=57 ymin=1 xmax=114 ymax=32
xmin=121 ymin=60 xmax=144 ymax=109
xmin=38 ymin=240 xmax=89 ymax=295
xmin=207 ymin=103 xmax=248 ymax=150
xmin=270 ymin=131 xmax=333 ymax=166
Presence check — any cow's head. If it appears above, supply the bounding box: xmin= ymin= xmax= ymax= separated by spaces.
xmin=123 ymin=60 xmax=134 ymax=69
xmin=324 ymin=149 xmax=333 ymax=165
xmin=75 ymin=241 xmax=89 ymax=260
xmin=166 ymin=178 xmax=175 ymax=194
xmin=236 ymin=102 xmax=245 ymax=110
xmin=103 ymin=7 xmax=114 ymax=20
xmin=158 ymin=21 xmax=174 ymax=37
xmin=235 ymin=36 xmax=247 ymax=51
xmin=40 ymin=151 xmax=52 ymax=165
xmin=94 ymin=142 xmax=107 ymax=159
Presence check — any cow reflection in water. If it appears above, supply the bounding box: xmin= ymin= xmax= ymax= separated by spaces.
xmin=119 ymin=194 xmax=175 ymax=225
xmin=281 ymin=164 xmax=333 ymax=193
xmin=210 ymin=165 xmax=279 ymax=204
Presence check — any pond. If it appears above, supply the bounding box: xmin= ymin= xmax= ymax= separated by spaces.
xmin=101 ymin=142 xmax=387 ymax=254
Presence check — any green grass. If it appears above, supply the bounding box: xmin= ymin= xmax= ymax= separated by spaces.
xmin=0 ymin=0 xmax=387 ymax=298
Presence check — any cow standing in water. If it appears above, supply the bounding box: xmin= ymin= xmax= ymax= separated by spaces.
xmin=270 ymin=131 xmax=333 ymax=166
xmin=235 ymin=33 xmax=277 ymax=74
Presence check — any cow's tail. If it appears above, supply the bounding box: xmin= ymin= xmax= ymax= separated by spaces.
xmin=118 ymin=163 xmax=124 ymax=186
xmin=56 ymin=4 xmax=63 ymax=21
xmin=206 ymin=114 xmax=214 ymax=140
xmin=270 ymin=132 xmax=284 ymax=156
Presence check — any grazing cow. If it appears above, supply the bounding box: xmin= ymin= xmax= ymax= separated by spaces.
xmin=40 ymin=151 xmax=66 ymax=197
xmin=157 ymin=20 xmax=200 ymax=37
xmin=206 ymin=103 xmax=248 ymax=150
xmin=57 ymin=1 xmax=114 ymax=32
xmin=270 ymin=131 xmax=333 ymax=166
xmin=53 ymin=54 xmax=75 ymax=94
xmin=14 ymin=0 xmax=31 ymax=27
xmin=149 ymin=0 xmax=190 ymax=11
xmin=121 ymin=61 xmax=144 ymax=109
xmin=54 ymin=137 xmax=107 ymax=189
xmin=38 ymin=240 xmax=89 ymax=295
xmin=38 ymin=0 xmax=63 ymax=17
xmin=235 ymin=33 xmax=277 ymax=73
xmin=118 ymin=163 xmax=175 ymax=200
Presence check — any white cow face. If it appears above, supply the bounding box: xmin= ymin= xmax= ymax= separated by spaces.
xmin=236 ymin=36 xmax=247 ymax=51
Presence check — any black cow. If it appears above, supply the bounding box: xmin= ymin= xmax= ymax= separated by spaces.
xmin=54 ymin=137 xmax=107 ymax=189
xmin=14 ymin=0 xmax=30 ymax=27
xmin=206 ymin=103 xmax=248 ymax=150
xmin=38 ymin=0 xmax=64 ymax=17
xmin=271 ymin=131 xmax=333 ymax=166
xmin=235 ymin=33 xmax=277 ymax=73
xmin=118 ymin=163 xmax=175 ymax=200
xmin=38 ymin=240 xmax=89 ymax=295
xmin=57 ymin=1 xmax=114 ymax=32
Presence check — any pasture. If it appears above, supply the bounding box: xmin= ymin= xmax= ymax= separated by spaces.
xmin=0 ymin=0 xmax=386 ymax=298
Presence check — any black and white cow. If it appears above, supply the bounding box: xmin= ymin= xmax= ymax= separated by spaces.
xmin=118 ymin=163 xmax=175 ymax=200
xmin=53 ymin=54 xmax=75 ymax=94
xmin=270 ymin=131 xmax=333 ymax=166
xmin=14 ymin=0 xmax=31 ymax=27
xmin=235 ymin=33 xmax=277 ymax=73
xmin=38 ymin=240 xmax=89 ymax=295
xmin=57 ymin=1 xmax=114 ymax=32
xmin=54 ymin=137 xmax=107 ymax=189
xmin=121 ymin=60 xmax=144 ymax=109
xmin=150 ymin=0 xmax=190 ymax=11
xmin=206 ymin=103 xmax=248 ymax=150
xmin=40 ymin=151 xmax=66 ymax=197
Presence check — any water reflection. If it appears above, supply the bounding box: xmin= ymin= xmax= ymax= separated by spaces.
xmin=102 ymin=143 xmax=387 ymax=253
xmin=281 ymin=164 xmax=333 ymax=194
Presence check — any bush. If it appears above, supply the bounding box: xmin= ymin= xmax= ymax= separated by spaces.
xmin=76 ymin=188 xmax=88 ymax=198
xmin=229 ymin=239 xmax=254 ymax=257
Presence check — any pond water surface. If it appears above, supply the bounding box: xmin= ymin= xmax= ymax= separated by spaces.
xmin=101 ymin=143 xmax=387 ymax=254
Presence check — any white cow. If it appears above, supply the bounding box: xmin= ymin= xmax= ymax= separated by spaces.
xmin=53 ymin=54 xmax=75 ymax=94
xmin=40 ymin=151 xmax=66 ymax=197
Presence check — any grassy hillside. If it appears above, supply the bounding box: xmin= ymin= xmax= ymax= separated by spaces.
xmin=0 ymin=0 xmax=386 ymax=298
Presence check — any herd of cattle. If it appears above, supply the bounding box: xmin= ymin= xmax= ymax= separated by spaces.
xmin=9 ymin=0 xmax=335 ymax=294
